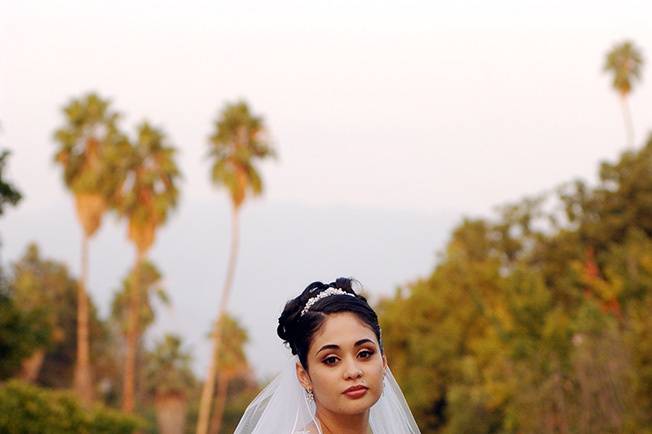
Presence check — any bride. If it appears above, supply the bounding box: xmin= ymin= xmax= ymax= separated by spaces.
xmin=234 ymin=278 xmax=421 ymax=434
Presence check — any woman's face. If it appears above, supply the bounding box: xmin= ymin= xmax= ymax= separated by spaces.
xmin=296 ymin=312 xmax=387 ymax=416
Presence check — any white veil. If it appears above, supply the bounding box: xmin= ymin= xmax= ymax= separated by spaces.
xmin=234 ymin=356 xmax=421 ymax=434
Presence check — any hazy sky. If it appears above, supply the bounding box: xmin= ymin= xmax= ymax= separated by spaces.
xmin=1 ymin=0 xmax=651 ymax=378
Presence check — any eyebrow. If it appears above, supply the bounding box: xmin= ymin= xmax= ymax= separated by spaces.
xmin=316 ymin=338 xmax=375 ymax=355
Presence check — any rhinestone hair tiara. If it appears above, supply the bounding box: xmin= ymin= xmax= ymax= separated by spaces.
xmin=300 ymin=287 xmax=355 ymax=316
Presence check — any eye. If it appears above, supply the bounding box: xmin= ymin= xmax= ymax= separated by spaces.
xmin=323 ymin=356 xmax=339 ymax=366
xmin=358 ymin=349 xmax=375 ymax=359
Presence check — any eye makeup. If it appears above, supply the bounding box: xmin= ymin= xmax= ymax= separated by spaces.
xmin=319 ymin=345 xmax=377 ymax=367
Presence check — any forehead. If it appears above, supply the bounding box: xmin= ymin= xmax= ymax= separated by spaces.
xmin=310 ymin=312 xmax=377 ymax=351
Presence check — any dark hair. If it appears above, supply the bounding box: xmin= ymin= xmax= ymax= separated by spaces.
xmin=277 ymin=277 xmax=383 ymax=369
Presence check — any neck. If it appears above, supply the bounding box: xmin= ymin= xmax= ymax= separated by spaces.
xmin=315 ymin=406 xmax=371 ymax=434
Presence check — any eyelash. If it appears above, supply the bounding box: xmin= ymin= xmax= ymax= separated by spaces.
xmin=322 ymin=349 xmax=375 ymax=366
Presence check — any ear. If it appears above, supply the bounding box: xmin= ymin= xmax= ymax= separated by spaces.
xmin=295 ymin=361 xmax=312 ymax=390
xmin=382 ymin=354 xmax=388 ymax=371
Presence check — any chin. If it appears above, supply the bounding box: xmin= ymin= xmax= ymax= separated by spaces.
xmin=337 ymin=391 xmax=382 ymax=415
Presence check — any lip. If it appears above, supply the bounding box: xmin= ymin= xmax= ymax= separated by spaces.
xmin=343 ymin=385 xmax=368 ymax=399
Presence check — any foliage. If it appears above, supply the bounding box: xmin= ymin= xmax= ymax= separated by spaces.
xmin=10 ymin=243 xmax=75 ymax=345
xmin=198 ymin=100 xmax=275 ymax=434
xmin=379 ymin=135 xmax=652 ymax=433
xmin=111 ymin=260 xmax=169 ymax=335
xmin=207 ymin=100 xmax=275 ymax=209
xmin=0 ymin=291 xmax=49 ymax=379
xmin=204 ymin=314 xmax=253 ymax=434
xmin=145 ymin=334 xmax=196 ymax=398
xmin=116 ymin=121 xmax=181 ymax=254
xmin=6 ymin=243 xmax=114 ymax=389
xmin=0 ymin=380 xmax=143 ymax=434
xmin=53 ymin=92 xmax=126 ymax=236
xmin=603 ymin=40 xmax=645 ymax=97
xmin=114 ymin=120 xmax=181 ymax=412
xmin=0 ymin=149 xmax=22 ymax=216
xmin=219 ymin=383 xmax=259 ymax=434
xmin=215 ymin=313 xmax=249 ymax=377
xmin=52 ymin=92 xmax=129 ymax=404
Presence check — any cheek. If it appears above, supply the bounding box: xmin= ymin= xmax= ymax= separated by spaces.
xmin=369 ymin=361 xmax=386 ymax=391
xmin=311 ymin=366 xmax=339 ymax=393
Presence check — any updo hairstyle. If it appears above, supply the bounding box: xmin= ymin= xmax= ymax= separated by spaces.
xmin=277 ymin=277 xmax=383 ymax=369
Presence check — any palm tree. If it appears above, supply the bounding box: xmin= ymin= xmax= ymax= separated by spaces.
xmin=53 ymin=92 xmax=124 ymax=404
xmin=111 ymin=260 xmax=169 ymax=338
xmin=146 ymin=334 xmax=196 ymax=434
xmin=111 ymin=260 xmax=169 ymax=394
xmin=0 ymin=149 xmax=22 ymax=216
xmin=208 ymin=314 xmax=250 ymax=434
xmin=196 ymin=101 xmax=275 ymax=434
xmin=0 ymin=140 xmax=23 ymax=282
xmin=603 ymin=41 xmax=644 ymax=148
xmin=116 ymin=121 xmax=181 ymax=412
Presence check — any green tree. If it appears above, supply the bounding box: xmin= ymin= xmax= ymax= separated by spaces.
xmin=208 ymin=314 xmax=249 ymax=434
xmin=379 ymin=135 xmax=652 ymax=433
xmin=603 ymin=40 xmax=645 ymax=148
xmin=197 ymin=100 xmax=275 ymax=434
xmin=110 ymin=260 xmax=169 ymax=411
xmin=10 ymin=243 xmax=74 ymax=382
xmin=110 ymin=260 xmax=169 ymax=338
xmin=53 ymin=92 xmax=125 ymax=404
xmin=0 ymin=380 xmax=143 ymax=434
xmin=0 ymin=150 xmax=22 ymax=216
xmin=145 ymin=334 xmax=196 ymax=434
xmin=6 ymin=243 xmax=116 ymax=394
xmin=116 ymin=121 xmax=180 ymax=413
xmin=0 ymin=290 xmax=48 ymax=380
xmin=379 ymin=219 xmax=509 ymax=432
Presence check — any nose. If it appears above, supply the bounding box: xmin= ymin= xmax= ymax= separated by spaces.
xmin=343 ymin=357 xmax=363 ymax=380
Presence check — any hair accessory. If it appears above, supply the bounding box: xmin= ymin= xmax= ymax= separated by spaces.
xmin=300 ymin=287 xmax=355 ymax=316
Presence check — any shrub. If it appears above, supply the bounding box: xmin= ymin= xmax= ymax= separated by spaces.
xmin=0 ymin=380 xmax=143 ymax=434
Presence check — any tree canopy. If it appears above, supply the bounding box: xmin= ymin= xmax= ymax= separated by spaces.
xmin=0 ymin=150 xmax=22 ymax=216
xmin=379 ymin=134 xmax=652 ymax=433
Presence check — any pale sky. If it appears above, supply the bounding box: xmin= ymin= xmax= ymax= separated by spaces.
xmin=1 ymin=0 xmax=651 ymax=378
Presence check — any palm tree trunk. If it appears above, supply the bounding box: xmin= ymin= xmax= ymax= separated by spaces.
xmin=155 ymin=392 xmax=188 ymax=434
xmin=196 ymin=206 xmax=240 ymax=434
xmin=208 ymin=373 xmax=230 ymax=434
xmin=620 ymin=94 xmax=634 ymax=148
xmin=74 ymin=233 xmax=94 ymax=405
xmin=19 ymin=348 xmax=46 ymax=383
xmin=123 ymin=249 xmax=145 ymax=413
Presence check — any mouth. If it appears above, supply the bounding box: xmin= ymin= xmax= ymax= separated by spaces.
xmin=342 ymin=385 xmax=368 ymax=399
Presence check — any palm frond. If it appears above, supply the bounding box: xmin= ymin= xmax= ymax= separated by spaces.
xmin=603 ymin=40 xmax=645 ymax=96
xmin=206 ymin=100 xmax=275 ymax=207
xmin=118 ymin=121 xmax=182 ymax=253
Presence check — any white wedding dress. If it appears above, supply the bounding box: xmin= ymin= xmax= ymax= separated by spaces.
xmin=234 ymin=356 xmax=421 ymax=434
